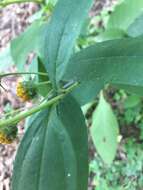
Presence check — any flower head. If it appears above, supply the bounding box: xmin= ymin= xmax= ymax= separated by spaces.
xmin=16 ymin=81 xmax=36 ymax=102
xmin=0 ymin=125 xmax=18 ymax=144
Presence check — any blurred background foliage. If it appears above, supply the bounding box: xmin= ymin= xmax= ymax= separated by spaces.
xmin=84 ymin=1 xmax=143 ymax=189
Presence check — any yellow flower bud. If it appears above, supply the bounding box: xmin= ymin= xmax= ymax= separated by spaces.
xmin=16 ymin=81 xmax=36 ymax=102
xmin=0 ymin=131 xmax=13 ymax=144
xmin=0 ymin=125 xmax=18 ymax=144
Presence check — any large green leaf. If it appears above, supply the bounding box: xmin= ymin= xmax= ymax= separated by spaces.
xmin=12 ymin=96 xmax=88 ymax=190
xmin=43 ymin=0 xmax=93 ymax=85
xmin=62 ymin=37 xmax=143 ymax=105
xmin=11 ymin=20 xmax=47 ymax=70
xmin=57 ymin=95 xmax=88 ymax=190
xmin=107 ymin=0 xmax=143 ymax=32
xmin=90 ymin=93 xmax=119 ymax=165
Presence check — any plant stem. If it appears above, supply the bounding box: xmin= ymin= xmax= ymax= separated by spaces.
xmin=34 ymin=81 xmax=51 ymax=87
xmin=0 ymin=72 xmax=48 ymax=78
xmin=1 ymin=107 xmax=25 ymax=118
xmin=0 ymin=0 xmax=42 ymax=7
xmin=0 ymin=94 xmax=64 ymax=128
xmin=0 ymin=82 xmax=78 ymax=128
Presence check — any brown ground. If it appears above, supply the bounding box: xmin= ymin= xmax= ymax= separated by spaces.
xmin=0 ymin=3 xmax=39 ymax=189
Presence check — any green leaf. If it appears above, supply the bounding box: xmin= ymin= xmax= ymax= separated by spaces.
xmin=62 ymin=37 xmax=143 ymax=105
xmin=11 ymin=20 xmax=47 ymax=70
xmin=57 ymin=95 xmax=88 ymax=190
xmin=45 ymin=0 xmax=57 ymax=5
xmin=37 ymin=57 xmax=52 ymax=96
xmin=43 ymin=0 xmax=93 ymax=85
xmin=107 ymin=0 xmax=143 ymax=32
xmin=127 ymin=13 xmax=143 ymax=37
xmin=96 ymin=28 xmax=126 ymax=42
xmin=113 ymin=84 xmax=143 ymax=96
xmin=124 ymin=95 xmax=141 ymax=109
xmin=12 ymin=96 xmax=88 ymax=190
xmin=90 ymin=93 xmax=119 ymax=165
xmin=28 ymin=9 xmax=44 ymax=23
xmin=0 ymin=45 xmax=13 ymax=71
xmin=81 ymin=102 xmax=93 ymax=116
xmin=12 ymin=110 xmax=49 ymax=190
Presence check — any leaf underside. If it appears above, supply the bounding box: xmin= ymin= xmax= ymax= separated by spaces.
xmin=63 ymin=37 xmax=143 ymax=105
xmin=12 ymin=96 xmax=88 ymax=190
xmin=90 ymin=93 xmax=119 ymax=165
xmin=43 ymin=0 xmax=93 ymax=85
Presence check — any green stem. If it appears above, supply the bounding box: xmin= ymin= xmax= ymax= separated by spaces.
xmin=0 ymin=94 xmax=64 ymax=128
xmin=0 ymin=0 xmax=42 ymax=7
xmin=1 ymin=107 xmax=25 ymax=118
xmin=0 ymin=82 xmax=78 ymax=128
xmin=34 ymin=81 xmax=51 ymax=87
xmin=0 ymin=72 xmax=48 ymax=78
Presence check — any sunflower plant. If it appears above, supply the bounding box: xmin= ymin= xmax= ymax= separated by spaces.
xmin=1 ymin=0 xmax=143 ymax=189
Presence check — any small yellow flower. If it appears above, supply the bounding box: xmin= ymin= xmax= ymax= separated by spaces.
xmin=16 ymin=81 xmax=36 ymax=102
xmin=0 ymin=131 xmax=13 ymax=144
xmin=0 ymin=125 xmax=18 ymax=144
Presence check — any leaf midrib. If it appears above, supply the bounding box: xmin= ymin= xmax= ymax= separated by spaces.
xmin=70 ymin=55 xmax=143 ymax=63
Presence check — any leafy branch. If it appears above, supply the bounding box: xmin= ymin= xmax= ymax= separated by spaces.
xmin=0 ymin=82 xmax=78 ymax=128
